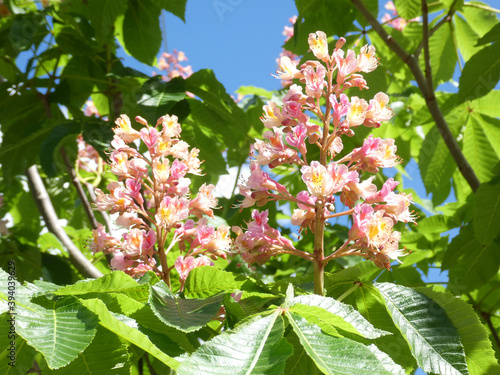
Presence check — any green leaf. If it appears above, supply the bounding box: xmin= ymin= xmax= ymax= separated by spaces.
xmin=394 ymin=0 xmax=420 ymax=20
xmin=177 ymin=312 xmax=293 ymax=375
xmin=80 ymin=298 xmax=180 ymax=370
xmin=149 ymin=281 xmax=223 ymax=333
xmin=136 ymin=76 xmax=186 ymax=123
xmin=290 ymin=294 xmax=390 ymax=339
xmin=419 ymin=126 xmax=456 ymax=198
xmin=38 ymin=326 xmax=130 ymax=375
xmin=428 ymin=23 xmax=456 ymax=86
xmin=40 ymin=121 xmax=81 ymax=177
xmin=476 ymin=22 xmax=500 ymax=45
xmin=185 ymin=69 xmax=251 ymax=165
xmin=354 ymin=284 xmax=417 ymax=373
xmin=53 ymin=271 xmax=148 ymax=297
xmin=416 ymin=287 xmax=500 ymax=375
xmin=375 ymin=282 xmax=469 ymax=375
xmin=454 ymin=15 xmax=484 ymax=62
xmin=457 ymin=43 xmax=500 ymax=103
xmin=474 ymin=179 xmax=500 ymax=245
xmin=0 ymin=313 xmax=37 ymax=375
xmin=183 ymin=266 xmax=265 ymax=299
xmin=469 ymin=112 xmax=500 ymax=158
xmin=460 ymin=1 xmax=499 ymax=37
xmin=16 ymin=296 xmax=98 ymax=369
xmin=150 ymin=0 xmax=187 ymax=21
xmin=416 ymin=214 xmax=460 ymax=235
xmin=121 ymin=0 xmax=161 ymax=65
xmin=87 ymin=0 xmax=127 ymax=43
xmin=463 ymin=113 xmax=499 ymax=182
xmin=442 ymin=225 xmax=500 ymax=294
xmin=285 ymin=312 xmax=404 ymax=375
xmin=284 ymin=329 xmax=320 ymax=375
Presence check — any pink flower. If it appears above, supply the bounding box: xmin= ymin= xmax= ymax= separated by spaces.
xmin=260 ymin=101 xmax=284 ymax=129
xmin=275 ymin=56 xmax=302 ymax=81
xmin=158 ymin=114 xmax=182 ymax=139
xmin=140 ymin=127 xmax=161 ymax=151
xmin=350 ymin=135 xmax=401 ymax=172
xmin=301 ymin=161 xmax=334 ymax=198
xmin=347 ymin=96 xmax=369 ymax=127
xmin=190 ymin=183 xmax=218 ymax=218
xmin=334 ymin=49 xmax=358 ymax=83
xmin=356 ymin=45 xmax=378 ymax=73
xmin=89 ymin=224 xmax=121 ymax=254
xmin=156 ymin=196 xmax=189 ymax=228
xmin=253 ymin=127 xmax=298 ymax=168
xmin=153 ymin=157 xmax=170 ymax=183
xmin=175 ymin=255 xmax=214 ymax=289
xmin=364 ymin=92 xmax=393 ymax=127
xmin=308 ymin=31 xmax=329 ymax=62
xmin=113 ymin=115 xmax=141 ymax=143
xmin=304 ymin=64 xmax=326 ymax=98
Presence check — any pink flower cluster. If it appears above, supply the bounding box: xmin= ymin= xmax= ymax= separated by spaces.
xmin=157 ymin=50 xmax=193 ymax=81
xmin=234 ymin=31 xmax=416 ymax=270
xmin=90 ymin=114 xmax=231 ymax=283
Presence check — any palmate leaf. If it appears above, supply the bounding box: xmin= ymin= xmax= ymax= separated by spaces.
xmin=149 ymin=281 xmax=224 ymax=333
xmin=39 ymin=326 xmax=130 ymax=375
xmin=87 ymin=0 xmax=127 ymax=43
xmin=290 ymin=294 xmax=390 ymax=339
xmin=15 ymin=296 xmax=98 ymax=369
xmin=80 ymin=298 xmax=180 ymax=370
xmin=176 ymin=312 xmax=293 ymax=375
xmin=428 ymin=23 xmax=456 ymax=86
xmin=375 ymin=282 xmax=469 ymax=375
xmin=416 ymin=287 xmax=500 ymax=375
xmin=394 ymin=0 xmax=420 ymax=20
xmin=285 ymin=312 xmax=404 ymax=375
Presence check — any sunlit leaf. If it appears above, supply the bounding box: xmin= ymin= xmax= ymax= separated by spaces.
xmin=376 ymin=282 xmax=469 ymax=375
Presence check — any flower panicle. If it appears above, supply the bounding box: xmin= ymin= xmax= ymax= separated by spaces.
xmin=91 ymin=113 xmax=231 ymax=283
xmin=234 ymin=30 xmax=415 ymax=271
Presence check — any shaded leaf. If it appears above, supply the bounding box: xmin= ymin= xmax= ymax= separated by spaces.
xmin=149 ymin=281 xmax=223 ymax=333
xmin=80 ymin=298 xmax=180 ymax=370
xmin=183 ymin=266 xmax=266 ymax=299
xmin=457 ymin=43 xmax=500 ymax=103
xmin=442 ymin=225 xmax=500 ymax=294
xmin=428 ymin=23 xmax=456 ymax=86
xmin=150 ymin=0 xmax=188 ymax=21
xmin=0 ymin=313 xmax=37 ymax=375
xmin=376 ymin=282 xmax=469 ymax=375
xmin=121 ymin=0 xmax=161 ymax=65
xmin=39 ymin=326 xmax=130 ymax=375
xmin=87 ymin=0 xmax=127 ymax=43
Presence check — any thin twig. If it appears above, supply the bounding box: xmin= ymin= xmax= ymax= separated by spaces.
xmin=464 ymin=2 xmax=500 ymax=14
xmin=26 ymin=165 xmax=103 ymax=279
xmin=350 ymin=0 xmax=481 ymax=193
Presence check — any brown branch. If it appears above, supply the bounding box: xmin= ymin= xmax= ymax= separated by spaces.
xmin=351 ymin=0 xmax=481 ymax=193
xmin=61 ymin=148 xmax=99 ymax=230
xmin=414 ymin=0 xmax=458 ymax=58
xmin=422 ymin=0 xmax=434 ymax=92
xmin=26 ymin=165 xmax=103 ymax=279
